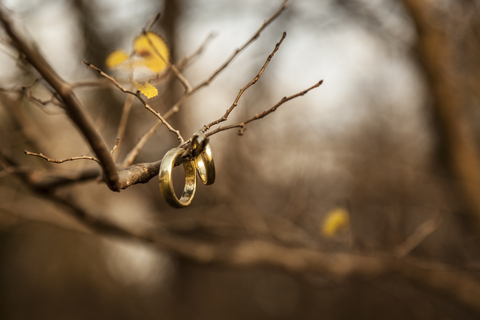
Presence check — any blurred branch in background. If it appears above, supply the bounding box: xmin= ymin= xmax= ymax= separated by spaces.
xmin=401 ymin=0 xmax=480 ymax=231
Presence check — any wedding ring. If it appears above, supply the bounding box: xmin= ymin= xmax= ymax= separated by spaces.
xmin=195 ymin=143 xmax=215 ymax=185
xmin=159 ymin=148 xmax=196 ymax=208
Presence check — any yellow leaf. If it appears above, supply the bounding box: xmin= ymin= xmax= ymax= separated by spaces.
xmin=321 ymin=207 xmax=350 ymax=238
xmin=105 ymin=50 xmax=129 ymax=68
xmin=133 ymin=32 xmax=170 ymax=73
xmin=135 ymin=82 xmax=158 ymax=99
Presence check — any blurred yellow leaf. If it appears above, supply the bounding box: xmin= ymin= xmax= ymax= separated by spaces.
xmin=135 ymin=82 xmax=158 ymax=99
xmin=321 ymin=207 xmax=350 ymax=238
xmin=105 ymin=50 xmax=129 ymax=68
xmin=133 ymin=32 xmax=170 ymax=73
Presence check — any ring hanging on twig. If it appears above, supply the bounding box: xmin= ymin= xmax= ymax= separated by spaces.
xmin=159 ymin=148 xmax=196 ymax=208
xmin=195 ymin=143 xmax=215 ymax=185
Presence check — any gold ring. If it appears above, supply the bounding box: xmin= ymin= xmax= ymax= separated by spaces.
xmin=195 ymin=143 xmax=215 ymax=185
xmin=159 ymin=148 xmax=196 ymax=208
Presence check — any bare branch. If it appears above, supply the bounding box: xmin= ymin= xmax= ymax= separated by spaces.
xmin=113 ymin=87 xmax=135 ymax=162
xmin=190 ymin=0 xmax=292 ymax=94
xmin=71 ymin=78 xmax=112 ymax=89
xmin=117 ymin=159 xmax=162 ymax=189
xmin=110 ymin=138 xmax=120 ymax=156
xmin=123 ymin=0 xmax=292 ymax=164
xmin=395 ymin=213 xmax=443 ymax=257
xmin=170 ymin=64 xmax=192 ymax=92
xmin=82 ymin=62 xmax=137 ymax=95
xmin=84 ymin=62 xmax=184 ymax=144
xmin=24 ymin=150 xmax=101 ymax=164
xmin=142 ymin=32 xmax=216 ymax=89
xmin=203 ymin=32 xmax=287 ymax=132
xmin=146 ymin=13 xmax=161 ymax=32
xmin=401 ymin=0 xmax=480 ymax=230
xmin=0 ymin=9 xmax=120 ymax=191
xmin=134 ymin=91 xmax=184 ymax=143
xmin=121 ymin=122 xmax=160 ymax=167
xmin=177 ymin=32 xmax=217 ymax=69
xmin=0 ymin=91 xmax=51 ymax=154
xmin=31 ymin=168 xmax=100 ymax=190
xmin=22 ymin=86 xmax=65 ymax=114
xmin=206 ymin=80 xmax=324 ymax=137
xmin=143 ymin=31 xmax=192 ymax=92
xmin=0 ymin=148 xmax=99 ymax=190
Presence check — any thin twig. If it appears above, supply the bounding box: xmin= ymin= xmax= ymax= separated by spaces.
xmin=146 ymin=13 xmax=161 ymax=31
xmin=189 ymin=0 xmax=292 ymax=95
xmin=169 ymin=64 xmax=192 ymax=93
xmin=135 ymin=92 xmax=184 ymax=143
xmin=206 ymin=80 xmax=324 ymax=137
xmin=0 ymin=91 xmax=51 ymax=155
xmin=71 ymin=78 xmax=112 ymax=89
xmin=203 ymin=32 xmax=287 ymax=132
xmin=113 ymin=84 xmax=135 ymax=162
xmin=122 ymin=0 xmax=292 ymax=164
xmin=1 ymin=138 xmax=101 ymax=191
xmin=83 ymin=62 xmax=184 ymax=143
xmin=122 ymin=122 xmax=160 ymax=167
xmin=142 ymin=32 xmax=216 ymax=88
xmin=24 ymin=150 xmax=101 ymax=164
xmin=83 ymin=62 xmax=137 ymax=95
xmin=143 ymin=31 xmax=192 ymax=92
xmin=22 ymin=86 xmax=65 ymax=114
xmin=176 ymin=32 xmax=217 ymax=69
xmin=0 ymin=9 xmax=120 ymax=191
xmin=395 ymin=214 xmax=443 ymax=257
xmin=110 ymin=139 xmax=120 ymax=156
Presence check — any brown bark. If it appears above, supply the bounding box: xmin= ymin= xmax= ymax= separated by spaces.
xmin=402 ymin=0 xmax=480 ymax=230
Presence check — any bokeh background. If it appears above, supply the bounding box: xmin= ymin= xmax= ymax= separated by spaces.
xmin=1 ymin=0 xmax=480 ymax=319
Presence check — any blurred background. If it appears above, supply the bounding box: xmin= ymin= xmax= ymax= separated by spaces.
xmin=1 ymin=0 xmax=480 ymax=319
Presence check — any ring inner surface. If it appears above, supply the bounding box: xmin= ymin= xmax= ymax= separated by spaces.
xmin=196 ymin=155 xmax=208 ymax=184
xmin=195 ymin=144 xmax=215 ymax=185
xmin=180 ymin=160 xmax=196 ymax=201
xmin=160 ymin=148 xmax=196 ymax=208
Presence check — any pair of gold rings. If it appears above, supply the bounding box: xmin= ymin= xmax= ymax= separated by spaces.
xmin=159 ymin=143 xmax=215 ymax=208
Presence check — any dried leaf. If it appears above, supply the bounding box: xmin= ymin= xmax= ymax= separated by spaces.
xmin=133 ymin=32 xmax=170 ymax=73
xmin=321 ymin=207 xmax=350 ymax=238
xmin=135 ymin=82 xmax=158 ymax=99
xmin=105 ymin=50 xmax=129 ymax=68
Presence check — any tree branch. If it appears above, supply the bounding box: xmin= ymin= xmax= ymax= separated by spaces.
xmin=24 ymin=150 xmax=101 ymax=164
xmin=202 ymin=32 xmax=287 ymax=131
xmin=122 ymin=0 xmax=292 ymax=165
xmin=22 ymin=86 xmax=65 ymax=113
xmin=0 ymin=148 xmax=99 ymax=190
xmin=395 ymin=213 xmax=442 ymax=257
xmin=83 ymin=62 xmax=184 ymax=144
xmin=190 ymin=0 xmax=292 ymax=94
xmin=206 ymin=80 xmax=323 ymax=137
xmin=0 ymin=8 xmax=120 ymax=191
xmin=401 ymin=0 xmax=480 ymax=230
